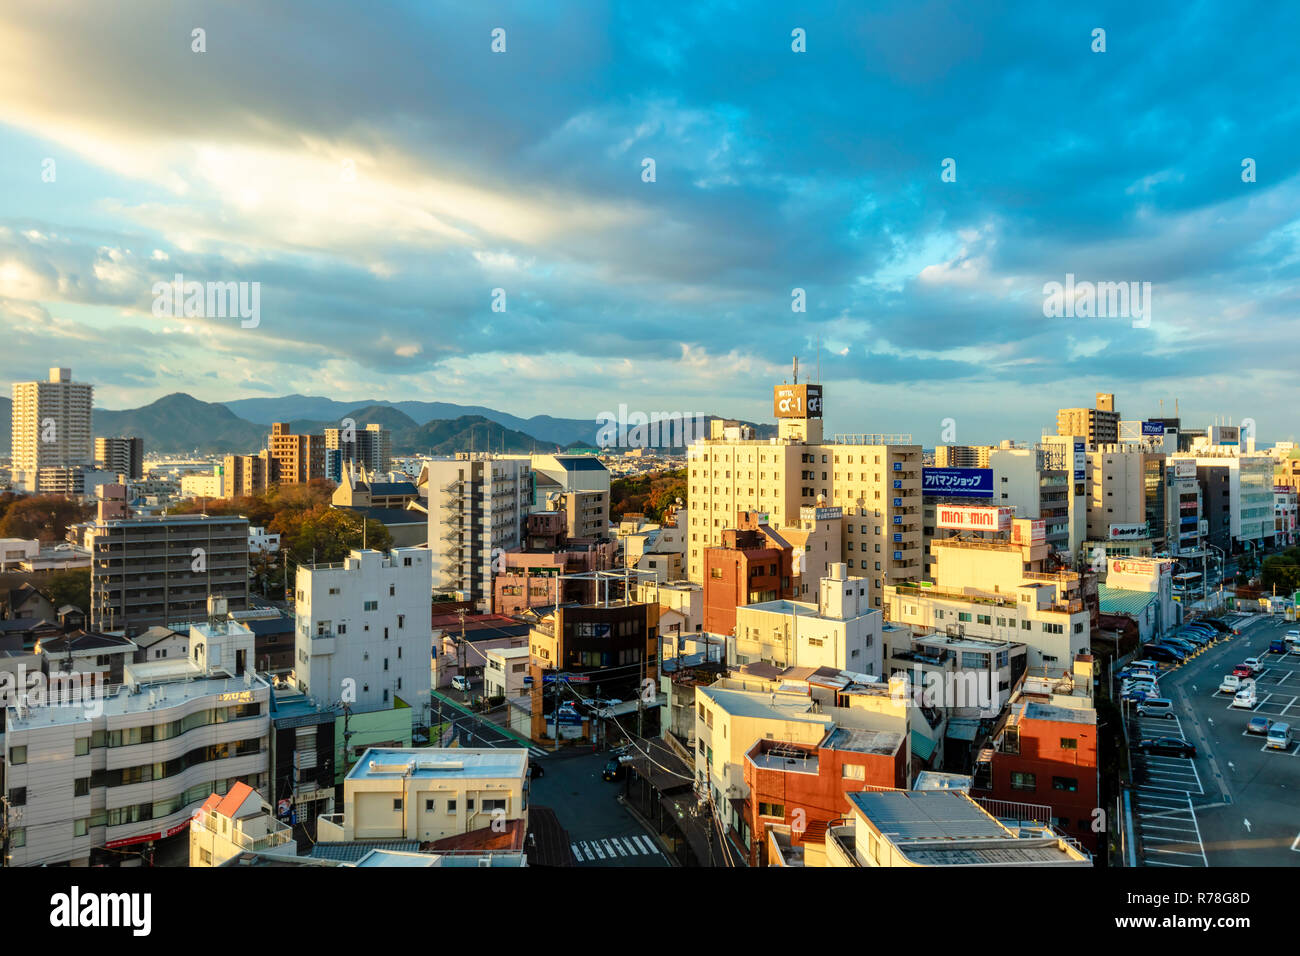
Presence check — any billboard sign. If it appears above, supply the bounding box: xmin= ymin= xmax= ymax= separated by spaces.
xmin=1142 ymin=421 xmax=1166 ymax=436
xmin=800 ymin=505 xmax=843 ymax=522
xmin=1109 ymin=557 xmax=1165 ymax=577
xmin=1174 ymin=459 xmax=1196 ymax=478
xmin=922 ymin=467 xmax=994 ymax=499
xmin=1073 ymin=441 xmax=1086 ymax=482
xmin=935 ymin=505 xmax=1013 ymax=532
xmin=1108 ymin=523 xmax=1147 ymax=540
xmin=773 ymin=384 xmax=823 ymax=419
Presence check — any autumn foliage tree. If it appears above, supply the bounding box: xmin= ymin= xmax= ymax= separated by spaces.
xmin=0 ymin=495 xmax=95 ymax=542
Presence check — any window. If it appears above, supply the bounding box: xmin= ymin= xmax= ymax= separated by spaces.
xmin=1052 ymin=776 xmax=1079 ymax=792
xmin=200 ymin=848 xmax=213 ymax=864
xmin=467 ymin=798 xmax=475 ymax=811
xmin=364 ymin=601 xmax=378 ymax=612
xmin=74 ymin=818 xmax=89 ymax=838
xmin=9 ymin=787 xmax=26 ymax=806
xmin=1060 ymin=738 xmax=1078 ymax=750
xmin=10 ymin=746 xmax=26 ymax=765
xmin=757 ymin=802 xmax=785 ymax=818
xmin=447 ymin=799 xmax=457 ymax=813
xmin=75 ymin=777 xmax=90 ymax=797
xmin=393 ymin=798 xmax=403 ymax=811
xmin=843 ymin=764 xmax=866 ymax=781
xmin=483 ymin=798 xmax=506 ymax=813
xmin=1010 ymin=771 xmax=1037 ymax=791
xmin=425 ymin=799 xmax=435 ymax=811
xmin=75 ymin=737 xmax=90 ymax=757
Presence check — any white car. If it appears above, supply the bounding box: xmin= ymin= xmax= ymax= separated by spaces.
xmin=1242 ymin=657 xmax=1264 ymax=672
xmin=1232 ymin=684 xmax=1258 ymax=709
xmin=1219 ymin=674 xmax=1242 ymax=694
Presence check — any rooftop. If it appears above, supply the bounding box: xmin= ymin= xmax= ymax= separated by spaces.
xmin=695 ymin=685 xmax=825 ymax=724
xmin=824 ymin=726 xmax=905 ymax=756
xmin=346 ymin=747 xmax=528 ymax=781
xmin=6 ymin=671 xmax=267 ymax=729
xmin=1021 ymin=701 xmax=1097 ymax=725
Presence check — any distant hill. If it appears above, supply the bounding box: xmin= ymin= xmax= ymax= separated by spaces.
xmin=93 ymin=393 xmax=271 ymax=455
xmin=223 ymin=394 xmax=599 ymax=446
xmin=394 ymin=416 xmax=562 ymax=456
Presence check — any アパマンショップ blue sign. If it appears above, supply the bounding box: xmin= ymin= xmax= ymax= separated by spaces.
xmin=922 ymin=467 xmax=994 ymax=498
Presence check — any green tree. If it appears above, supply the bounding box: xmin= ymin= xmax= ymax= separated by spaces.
xmin=1262 ymin=551 xmax=1300 ymax=595
xmin=45 ymin=568 xmax=91 ymax=612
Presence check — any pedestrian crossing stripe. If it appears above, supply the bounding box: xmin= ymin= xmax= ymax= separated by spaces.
xmin=571 ymin=836 xmax=663 ymax=861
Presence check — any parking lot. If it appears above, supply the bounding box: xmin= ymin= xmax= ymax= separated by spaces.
xmin=1127 ymin=706 xmax=1210 ymax=866
xmin=1132 ymin=613 xmax=1300 ymax=866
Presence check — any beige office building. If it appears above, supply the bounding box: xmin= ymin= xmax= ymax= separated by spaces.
xmin=687 ymin=380 xmax=921 ymax=609
xmin=11 ymin=368 xmax=94 ymax=490
xmin=1057 ymin=393 xmax=1120 ymax=448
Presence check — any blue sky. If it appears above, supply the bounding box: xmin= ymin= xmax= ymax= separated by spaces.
xmin=1 ymin=0 xmax=1297 ymax=443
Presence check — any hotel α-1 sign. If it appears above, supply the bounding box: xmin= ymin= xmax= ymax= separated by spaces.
xmin=773 ymin=384 xmax=823 ymax=419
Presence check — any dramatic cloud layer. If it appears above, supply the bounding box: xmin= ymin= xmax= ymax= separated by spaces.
xmin=1 ymin=0 xmax=1297 ymax=442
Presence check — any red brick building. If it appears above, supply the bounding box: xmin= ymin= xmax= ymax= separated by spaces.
xmin=741 ymin=726 xmax=907 ymax=865
xmin=973 ymin=700 xmax=1099 ymax=852
xmin=702 ymin=514 xmax=794 ymax=635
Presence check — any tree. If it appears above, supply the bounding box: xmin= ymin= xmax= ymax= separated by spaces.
xmin=0 ymin=496 xmax=94 ymax=542
xmin=1262 ymin=550 xmax=1300 ymax=595
xmin=287 ymin=508 xmax=392 ymax=565
xmin=45 ymin=569 xmax=91 ymax=612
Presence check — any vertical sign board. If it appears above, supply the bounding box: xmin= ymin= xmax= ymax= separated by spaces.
xmin=1073 ymin=441 xmax=1086 ymax=483
xmin=773 ymin=384 xmax=824 ymax=419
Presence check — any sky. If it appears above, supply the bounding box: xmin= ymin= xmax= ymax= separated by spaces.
xmin=1 ymin=0 xmax=1297 ymax=445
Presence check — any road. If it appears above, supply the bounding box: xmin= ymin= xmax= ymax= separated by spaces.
xmin=1137 ymin=613 xmax=1300 ymax=866
xmin=431 ymin=690 xmax=670 ymax=866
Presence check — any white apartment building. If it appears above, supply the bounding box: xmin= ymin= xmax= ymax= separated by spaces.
xmin=293 ymin=548 xmax=432 ymax=726
xmin=484 ymin=645 xmax=531 ymax=700
xmin=10 ymin=367 xmax=94 ymax=492
xmin=248 ymin=526 xmax=281 ymax=553
xmin=733 ymin=563 xmax=882 ymax=674
xmin=424 ymin=455 xmax=531 ymax=609
xmin=3 ymin=619 xmax=270 ymax=867
xmin=317 ymin=747 xmax=529 ymax=843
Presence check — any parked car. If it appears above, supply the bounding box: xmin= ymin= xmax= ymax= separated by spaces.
xmin=1176 ymin=632 xmax=1211 ymax=648
xmin=1144 ymin=645 xmax=1184 ymax=663
xmin=529 ymin=762 xmax=545 ymax=779
xmin=1162 ymin=638 xmax=1198 ymax=653
xmin=1266 ymin=722 xmax=1293 ymax=750
xmin=1286 ymin=630 xmax=1300 ymax=649
xmin=601 ymin=756 xmax=632 ymax=781
xmin=451 ymin=675 xmax=472 ymax=692
xmin=1138 ymin=737 xmax=1197 ymax=758
xmin=1201 ymin=619 xmax=1237 ymax=635
xmin=1137 ymin=698 xmax=1176 ymax=719
xmin=1182 ymin=624 xmax=1216 ymax=637
xmin=1118 ymin=671 xmax=1159 ymax=686
xmin=1242 ymin=657 xmax=1265 ymax=673
xmin=1233 ymin=663 xmax=1257 ymax=678
xmin=1270 ymin=639 xmax=1287 ymax=654
xmin=1246 ymin=715 xmax=1272 ymax=735
xmin=1232 ymin=684 xmax=1258 ymax=709
xmin=1128 ymin=659 xmax=1163 ymax=672
xmin=1123 ymin=687 xmax=1159 ymax=702
xmin=1220 ymin=674 xmax=1243 ymax=694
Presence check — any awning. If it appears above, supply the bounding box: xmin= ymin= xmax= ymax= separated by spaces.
xmin=911 ymin=730 xmax=936 ymax=762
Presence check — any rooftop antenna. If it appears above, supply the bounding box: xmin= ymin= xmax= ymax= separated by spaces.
xmin=816 ymin=335 xmax=821 ymax=385
xmin=792 ymin=356 xmax=798 ymax=385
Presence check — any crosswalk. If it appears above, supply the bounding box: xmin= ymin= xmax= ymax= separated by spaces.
xmin=526 ymin=745 xmax=549 ymax=759
xmin=571 ymin=834 xmax=663 ymax=863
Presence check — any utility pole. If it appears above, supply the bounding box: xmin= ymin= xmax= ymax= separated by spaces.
xmin=1 ymin=794 xmax=11 ymax=868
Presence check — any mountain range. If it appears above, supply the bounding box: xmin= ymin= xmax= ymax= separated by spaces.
xmin=0 ymin=392 xmax=777 ymax=458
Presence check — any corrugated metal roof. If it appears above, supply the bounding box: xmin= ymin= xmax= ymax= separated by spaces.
xmin=1099 ymin=585 xmax=1158 ymax=616
xmin=910 ymin=729 xmax=936 ymax=761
